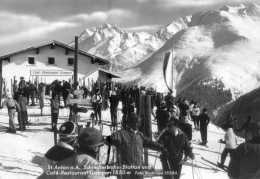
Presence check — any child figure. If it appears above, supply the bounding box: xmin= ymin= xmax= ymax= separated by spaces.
xmin=2 ymin=93 xmax=20 ymax=133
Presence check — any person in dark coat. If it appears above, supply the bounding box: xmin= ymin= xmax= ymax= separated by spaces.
xmin=106 ymin=112 xmax=164 ymax=179
xmin=39 ymin=121 xmax=78 ymax=179
xmin=62 ymin=80 xmax=71 ymax=107
xmin=109 ymin=88 xmax=119 ymax=129
xmin=50 ymin=95 xmax=60 ymax=131
xmin=156 ymin=101 xmax=170 ymax=133
xmin=165 ymin=92 xmax=175 ymax=111
xmin=199 ymin=108 xmax=210 ymax=145
xmin=158 ymin=119 xmax=194 ymax=179
xmin=28 ymin=82 xmax=37 ymax=106
xmin=18 ymin=77 xmax=26 ymax=92
xmin=92 ymin=89 xmax=102 ymax=124
xmin=17 ymin=93 xmax=28 ymax=130
xmin=228 ymin=121 xmax=260 ymax=179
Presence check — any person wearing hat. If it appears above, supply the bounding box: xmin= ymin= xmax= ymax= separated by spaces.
xmin=44 ymin=121 xmax=78 ymax=164
xmin=228 ymin=121 xmax=260 ymax=179
xmin=52 ymin=127 xmax=105 ymax=179
xmin=106 ymin=112 xmax=164 ymax=179
xmin=39 ymin=121 xmax=78 ymax=179
xmin=158 ymin=119 xmax=194 ymax=179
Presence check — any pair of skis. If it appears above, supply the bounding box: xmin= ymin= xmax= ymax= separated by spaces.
xmin=200 ymin=157 xmax=228 ymax=172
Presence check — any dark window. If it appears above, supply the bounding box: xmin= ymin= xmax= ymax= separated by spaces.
xmin=48 ymin=57 xmax=55 ymax=64
xmin=68 ymin=58 xmax=74 ymax=65
xmin=28 ymin=57 xmax=35 ymax=64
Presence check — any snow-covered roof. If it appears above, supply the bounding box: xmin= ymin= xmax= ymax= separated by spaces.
xmin=0 ymin=40 xmax=109 ymax=65
xmin=98 ymin=68 xmax=120 ymax=78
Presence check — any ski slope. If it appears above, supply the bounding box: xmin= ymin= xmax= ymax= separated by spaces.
xmin=0 ymin=105 xmax=244 ymax=179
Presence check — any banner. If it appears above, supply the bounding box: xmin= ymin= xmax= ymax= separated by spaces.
xmin=30 ymin=70 xmax=73 ymax=76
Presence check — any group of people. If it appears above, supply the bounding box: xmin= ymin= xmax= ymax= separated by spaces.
xmin=2 ymin=77 xmax=30 ymax=133
xmin=2 ymin=77 xmax=260 ymax=179
xmin=155 ymin=92 xmax=210 ymax=146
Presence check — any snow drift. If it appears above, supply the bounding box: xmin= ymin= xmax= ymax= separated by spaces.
xmin=121 ymin=3 xmax=260 ymax=110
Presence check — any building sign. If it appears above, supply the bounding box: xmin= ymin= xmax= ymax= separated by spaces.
xmin=30 ymin=70 xmax=73 ymax=76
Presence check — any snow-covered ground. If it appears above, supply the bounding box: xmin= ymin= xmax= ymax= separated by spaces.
xmin=0 ymin=104 xmax=243 ymax=179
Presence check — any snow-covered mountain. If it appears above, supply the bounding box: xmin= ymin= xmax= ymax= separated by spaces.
xmin=121 ymin=3 xmax=260 ymax=110
xmin=75 ymin=23 xmax=164 ymax=70
xmin=156 ymin=16 xmax=191 ymax=40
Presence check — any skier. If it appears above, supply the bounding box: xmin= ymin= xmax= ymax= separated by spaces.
xmin=17 ymin=93 xmax=28 ymax=130
xmin=28 ymin=81 xmax=37 ymax=106
xmin=92 ymin=89 xmax=102 ymax=124
xmin=38 ymin=82 xmax=46 ymax=116
xmin=44 ymin=121 xmax=78 ymax=165
xmin=156 ymin=101 xmax=170 ymax=133
xmin=2 ymin=92 xmax=20 ymax=133
xmin=217 ymin=123 xmax=238 ymax=168
xmin=165 ymin=91 xmax=175 ymax=111
xmin=106 ymin=112 xmax=164 ymax=179
xmin=50 ymin=127 xmax=105 ymax=179
xmin=191 ymin=103 xmax=200 ymax=130
xmin=62 ymin=80 xmax=71 ymax=107
xmin=178 ymin=99 xmax=193 ymax=141
xmin=158 ymin=119 xmax=195 ymax=179
xmin=228 ymin=121 xmax=260 ymax=179
xmin=39 ymin=121 xmax=78 ymax=179
xmin=199 ymin=108 xmax=210 ymax=146
xmin=109 ymin=87 xmax=119 ymax=129
xmin=50 ymin=95 xmax=60 ymax=131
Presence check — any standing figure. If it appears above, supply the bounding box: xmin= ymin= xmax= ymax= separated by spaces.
xmin=92 ymin=89 xmax=102 ymax=124
xmin=109 ymin=88 xmax=119 ymax=129
xmin=28 ymin=82 xmax=37 ymax=106
xmin=165 ymin=91 xmax=175 ymax=111
xmin=178 ymin=99 xmax=193 ymax=141
xmin=38 ymin=82 xmax=46 ymax=116
xmin=18 ymin=93 xmax=28 ymax=130
xmin=18 ymin=77 xmax=26 ymax=92
xmin=51 ymin=127 xmax=105 ymax=179
xmin=191 ymin=103 xmax=200 ymax=130
xmin=106 ymin=112 xmax=163 ymax=179
xmin=158 ymin=120 xmax=194 ymax=179
xmin=156 ymin=101 xmax=170 ymax=133
xmin=2 ymin=93 xmax=20 ymax=133
xmin=218 ymin=123 xmax=238 ymax=168
xmin=62 ymin=80 xmax=71 ymax=107
xmin=50 ymin=95 xmax=60 ymax=131
xmin=199 ymin=108 xmax=210 ymax=145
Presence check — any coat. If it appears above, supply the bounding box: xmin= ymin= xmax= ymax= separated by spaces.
xmin=39 ymin=153 xmax=104 ymax=179
xmin=108 ymin=128 xmax=163 ymax=166
xmin=228 ymin=137 xmax=260 ymax=179
xmin=158 ymin=129 xmax=193 ymax=165
xmin=54 ymin=153 xmax=105 ymax=179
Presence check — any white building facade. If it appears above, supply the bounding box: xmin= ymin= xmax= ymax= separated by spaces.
xmin=0 ymin=41 xmax=111 ymax=90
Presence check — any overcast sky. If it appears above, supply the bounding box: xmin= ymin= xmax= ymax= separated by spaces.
xmin=0 ymin=0 xmax=257 ymax=54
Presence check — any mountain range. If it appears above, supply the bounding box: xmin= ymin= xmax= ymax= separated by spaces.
xmin=75 ymin=3 xmax=260 ymax=111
